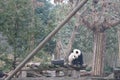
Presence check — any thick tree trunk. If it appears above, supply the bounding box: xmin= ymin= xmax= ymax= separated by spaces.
xmin=117 ymin=28 xmax=120 ymax=67
xmin=92 ymin=31 xmax=106 ymax=76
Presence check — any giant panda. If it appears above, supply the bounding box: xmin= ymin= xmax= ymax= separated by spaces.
xmin=72 ymin=49 xmax=84 ymax=66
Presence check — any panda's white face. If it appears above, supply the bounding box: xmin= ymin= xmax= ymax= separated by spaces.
xmin=68 ymin=53 xmax=76 ymax=60
xmin=73 ymin=49 xmax=81 ymax=58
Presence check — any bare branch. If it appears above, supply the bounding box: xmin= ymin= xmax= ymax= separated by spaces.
xmin=75 ymin=7 xmax=87 ymax=26
xmin=99 ymin=17 xmax=120 ymax=30
xmin=106 ymin=20 xmax=120 ymax=29
xmin=110 ymin=20 xmax=120 ymax=27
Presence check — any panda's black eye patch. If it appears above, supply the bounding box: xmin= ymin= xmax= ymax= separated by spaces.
xmin=76 ymin=51 xmax=78 ymax=54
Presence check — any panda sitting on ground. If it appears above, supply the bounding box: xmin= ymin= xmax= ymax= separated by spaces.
xmin=68 ymin=49 xmax=84 ymax=66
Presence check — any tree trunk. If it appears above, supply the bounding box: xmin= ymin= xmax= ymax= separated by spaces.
xmin=65 ymin=0 xmax=80 ymax=57
xmin=117 ymin=28 xmax=120 ymax=67
xmin=92 ymin=31 xmax=106 ymax=76
xmin=67 ymin=26 xmax=78 ymax=53
xmin=54 ymin=39 xmax=61 ymax=60
xmin=29 ymin=0 xmax=35 ymax=52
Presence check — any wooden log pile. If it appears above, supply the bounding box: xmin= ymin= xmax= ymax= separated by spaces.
xmin=19 ymin=60 xmax=87 ymax=78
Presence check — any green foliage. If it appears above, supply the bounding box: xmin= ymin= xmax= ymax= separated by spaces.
xmin=73 ymin=26 xmax=93 ymax=52
xmin=0 ymin=54 xmax=13 ymax=71
xmin=36 ymin=0 xmax=53 ymax=24
xmin=0 ymin=0 xmax=33 ymax=70
xmin=106 ymin=27 xmax=118 ymax=54
xmin=34 ymin=0 xmax=56 ymax=54
xmin=104 ymin=64 xmax=113 ymax=73
xmin=0 ymin=0 xmax=31 ymax=53
xmin=0 ymin=0 xmax=55 ymax=71
xmin=50 ymin=3 xmax=93 ymax=53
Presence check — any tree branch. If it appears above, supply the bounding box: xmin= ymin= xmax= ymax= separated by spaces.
xmin=105 ymin=19 xmax=120 ymax=29
xmin=110 ymin=20 xmax=120 ymax=27
xmin=82 ymin=18 xmax=93 ymax=30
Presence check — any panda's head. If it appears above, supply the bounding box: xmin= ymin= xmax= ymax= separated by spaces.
xmin=69 ymin=53 xmax=76 ymax=60
xmin=73 ymin=49 xmax=81 ymax=58
xmin=68 ymin=53 xmax=77 ymax=65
